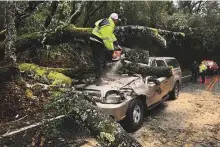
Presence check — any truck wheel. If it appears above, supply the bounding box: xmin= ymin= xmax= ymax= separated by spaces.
xmin=170 ymin=82 xmax=179 ymax=100
xmin=123 ymin=99 xmax=144 ymax=132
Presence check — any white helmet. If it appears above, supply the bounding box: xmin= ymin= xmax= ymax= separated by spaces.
xmin=110 ymin=13 xmax=119 ymax=20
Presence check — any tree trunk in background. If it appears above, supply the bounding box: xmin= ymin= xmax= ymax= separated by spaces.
xmin=0 ymin=1 xmax=44 ymax=42
xmin=0 ymin=2 xmax=23 ymax=123
xmin=15 ymin=1 xmax=44 ymax=28
xmin=4 ymin=1 xmax=16 ymax=65
xmin=83 ymin=2 xmax=106 ymax=27
xmin=2 ymin=1 xmax=20 ymax=80
xmin=44 ymin=1 xmax=59 ymax=28
xmin=118 ymin=2 xmax=127 ymax=25
xmin=69 ymin=1 xmax=86 ymax=24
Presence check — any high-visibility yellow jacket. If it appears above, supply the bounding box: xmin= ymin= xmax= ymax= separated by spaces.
xmin=92 ymin=17 xmax=117 ymax=50
xmin=199 ymin=63 xmax=207 ymax=73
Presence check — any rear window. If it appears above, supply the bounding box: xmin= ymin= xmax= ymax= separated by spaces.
xmin=165 ymin=59 xmax=180 ymax=69
xmin=151 ymin=60 xmax=157 ymax=67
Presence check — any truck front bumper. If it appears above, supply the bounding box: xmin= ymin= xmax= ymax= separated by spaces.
xmin=96 ymin=99 xmax=131 ymax=121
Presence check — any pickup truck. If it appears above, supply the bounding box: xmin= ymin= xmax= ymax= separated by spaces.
xmin=77 ymin=57 xmax=182 ymax=132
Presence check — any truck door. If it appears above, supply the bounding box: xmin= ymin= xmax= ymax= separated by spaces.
xmin=147 ymin=59 xmax=168 ymax=106
xmin=165 ymin=59 xmax=182 ymax=91
xmin=147 ymin=77 xmax=166 ymax=106
xmin=147 ymin=59 xmax=161 ymax=106
xmin=155 ymin=59 xmax=170 ymax=97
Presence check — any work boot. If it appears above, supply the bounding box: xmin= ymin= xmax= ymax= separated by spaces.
xmin=95 ymin=78 xmax=103 ymax=86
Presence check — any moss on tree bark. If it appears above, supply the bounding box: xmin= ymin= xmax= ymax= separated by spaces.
xmin=0 ymin=25 xmax=185 ymax=55
xmin=19 ymin=63 xmax=72 ymax=87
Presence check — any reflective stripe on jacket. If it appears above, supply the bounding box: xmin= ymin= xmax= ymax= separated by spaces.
xmin=92 ymin=17 xmax=117 ymax=50
xmin=199 ymin=64 xmax=207 ymax=73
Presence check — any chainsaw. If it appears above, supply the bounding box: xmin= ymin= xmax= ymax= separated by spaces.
xmin=112 ymin=45 xmax=123 ymax=61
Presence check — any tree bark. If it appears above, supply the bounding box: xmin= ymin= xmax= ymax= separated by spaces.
xmin=119 ymin=60 xmax=172 ymax=78
xmin=44 ymin=1 xmax=59 ymax=29
xmin=50 ymin=91 xmax=143 ymax=147
xmin=15 ymin=1 xmax=44 ymax=28
xmin=115 ymin=26 xmax=167 ymax=49
xmin=83 ymin=2 xmax=106 ymax=27
xmin=123 ymin=47 xmax=149 ymax=64
xmin=69 ymin=1 xmax=86 ymax=24
xmin=0 ymin=25 xmax=185 ymax=57
xmin=4 ymin=1 xmax=17 ymax=64
xmin=0 ymin=1 xmax=44 ymax=41
xmin=118 ymin=2 xmax=127 ymax=25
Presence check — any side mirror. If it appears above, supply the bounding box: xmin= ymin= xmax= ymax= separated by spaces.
xmin=147 ymin=76 xmax=160 ymax=85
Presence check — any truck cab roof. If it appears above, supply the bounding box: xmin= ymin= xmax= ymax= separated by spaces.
xmin=149 ymin=57 xmax=176 ymax=60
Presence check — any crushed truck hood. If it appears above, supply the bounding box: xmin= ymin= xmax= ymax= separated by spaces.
xmin=86 ymin=75 xmax=140 ymax=90
xmin=76 ymin=74 xmax=147 ymax=96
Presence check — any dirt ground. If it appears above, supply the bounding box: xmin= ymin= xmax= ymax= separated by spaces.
xmin=132 ymin=82 xmax=220 ymax=147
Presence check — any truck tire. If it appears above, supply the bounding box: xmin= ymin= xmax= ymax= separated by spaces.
xmin=170 ymin=82 xmax=179 ymax=100
xmin=123 ymin=99 xmax=144 ymax=132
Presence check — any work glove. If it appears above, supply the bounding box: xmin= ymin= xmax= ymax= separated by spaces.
xmin=114 ymin=45 xmax=122 ymax=51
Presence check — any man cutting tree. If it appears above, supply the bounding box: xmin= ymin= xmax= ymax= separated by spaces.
xmin=90 ymin=13 xmax=122 ymax=86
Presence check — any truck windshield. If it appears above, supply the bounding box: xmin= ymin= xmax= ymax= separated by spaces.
xmin=156 ymin=60 xmax=166 ymax=67
xmin=165 ymin=59 xmax=180 ymax=69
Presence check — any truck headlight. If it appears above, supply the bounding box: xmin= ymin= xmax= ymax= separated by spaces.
xmin=104 ymin=91 xmax=123 ymax=104
xmin=83 ymin=90 xmax=102 ymax=102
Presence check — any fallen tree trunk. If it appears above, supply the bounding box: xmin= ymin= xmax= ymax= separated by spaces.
xmin=115 ymin=26 xmax=166 ymax=49
xmin=0 ymin=25 xmax=185 ymax=54
xmin=49 ymin=91 xmax=142 ymax=147
xmin=119 ymin=60 xmax=172 ymax=77
xmin=158 ymin=29 xmax=185 ymax=39
xmin=70 ymin=60 xmax=173 ymax=84
xmin=123 ymin=47 xmax=149 ymax=64
xmin=17 ymin=46 xmax=150 ymax=77
xmin=19 ymin=63 xmax=72 ymax=87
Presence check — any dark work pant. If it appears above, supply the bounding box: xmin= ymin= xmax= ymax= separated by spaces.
xmin=90 ymin=40 xmax=112 ymax=80
xmin=200 ymin=72 xmax=205 ymax=83
xmin=191 ymin=72 xmax=198 ymax=82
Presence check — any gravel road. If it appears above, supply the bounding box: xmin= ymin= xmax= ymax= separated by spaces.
xmin=132 ymin=75 xmax=220 ymax=147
